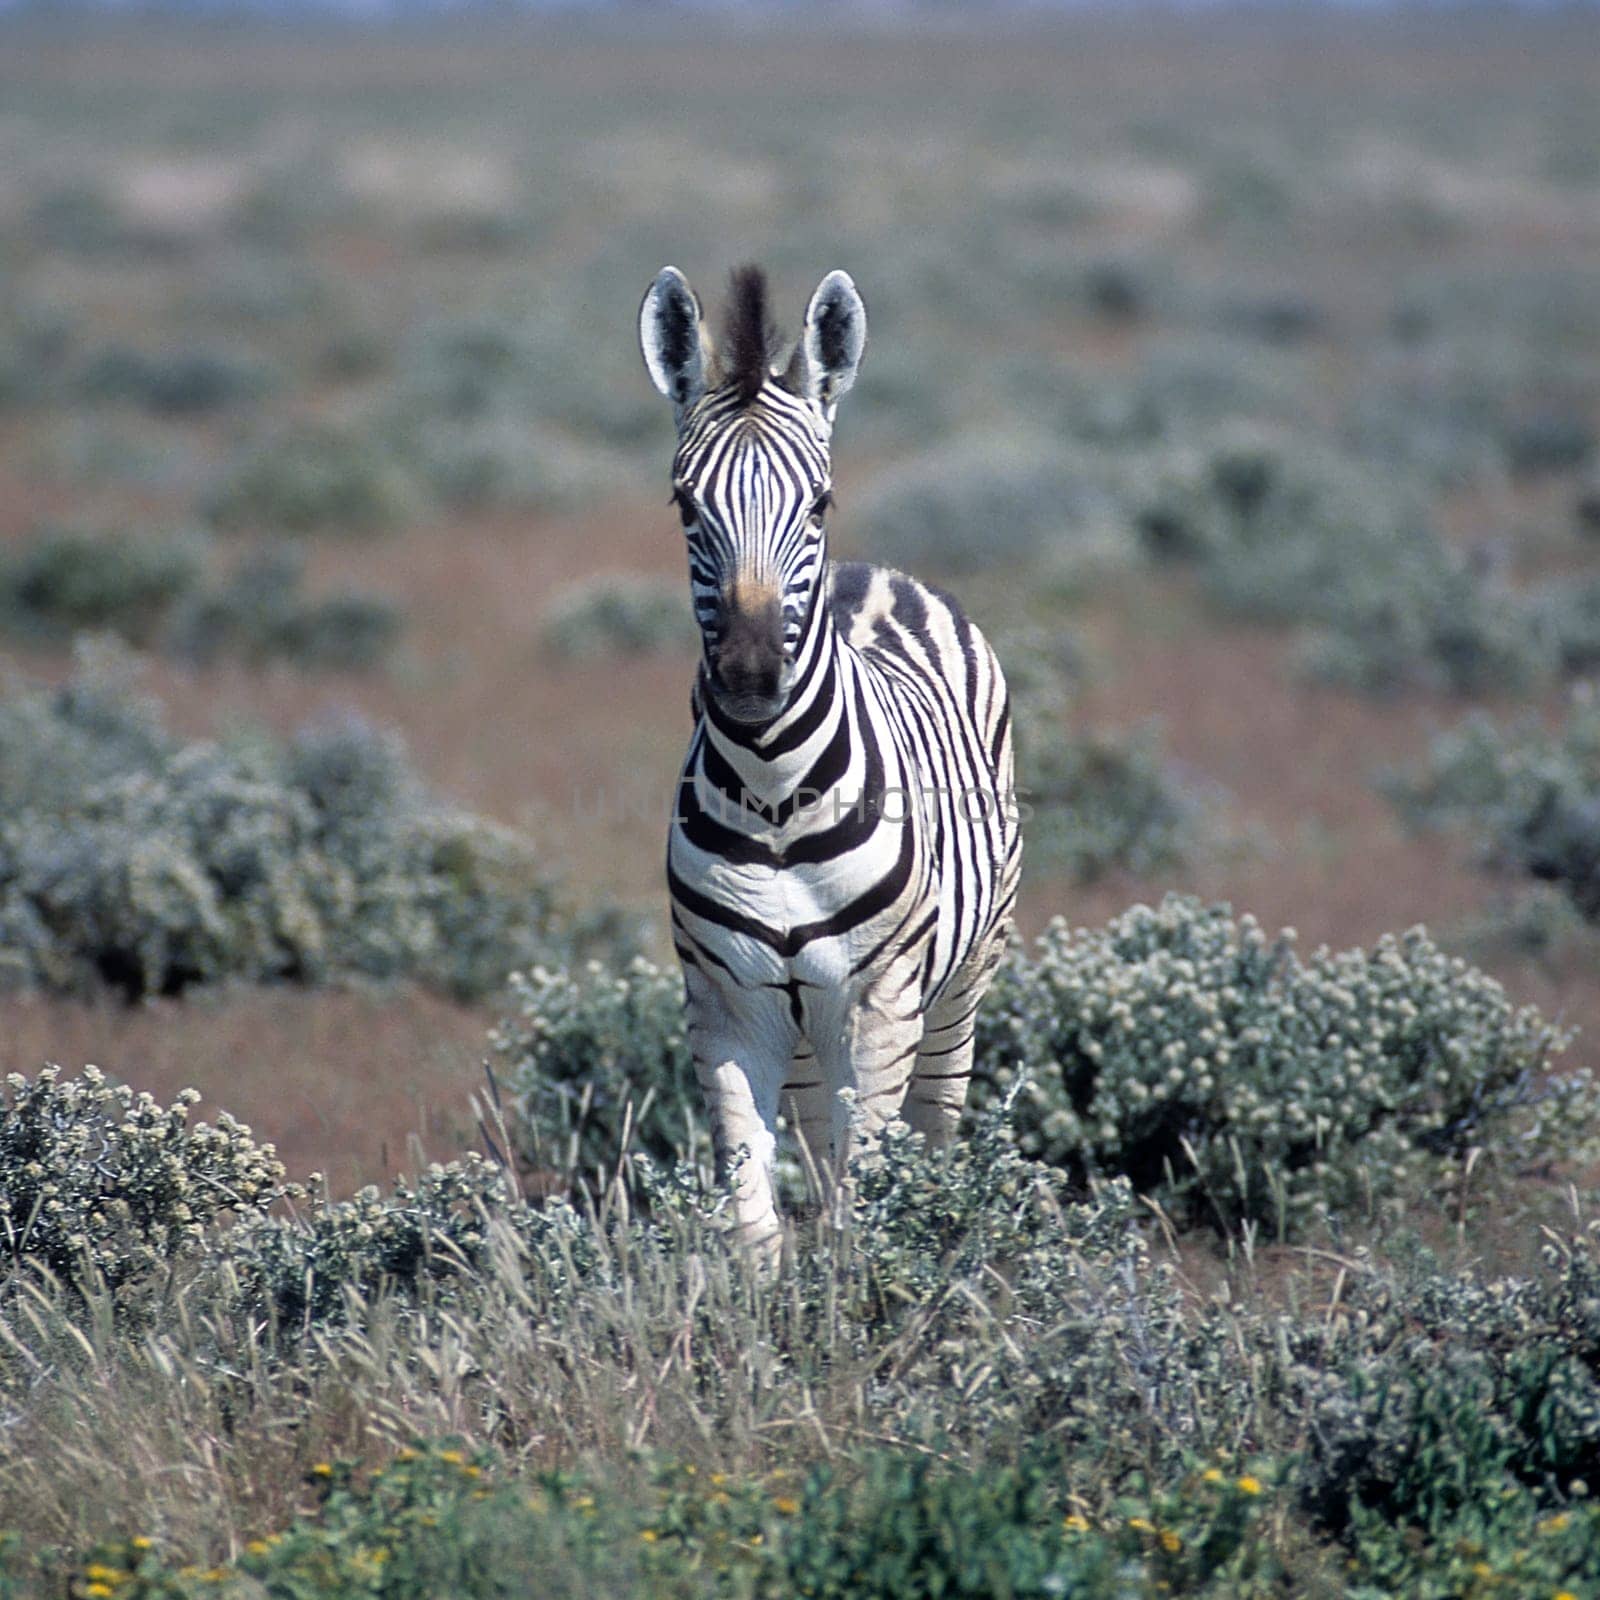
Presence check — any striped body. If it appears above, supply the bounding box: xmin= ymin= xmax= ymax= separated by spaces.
xmin=640 ymin=265 xmax=1021 ymax=1251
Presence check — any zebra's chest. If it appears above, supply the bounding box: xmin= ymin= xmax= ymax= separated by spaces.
xmin=669 ymin=823 xmax=912 ymax=970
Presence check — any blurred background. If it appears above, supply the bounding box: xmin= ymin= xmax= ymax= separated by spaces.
xmin=0 ymin=1 xmax=1596 ymax=1191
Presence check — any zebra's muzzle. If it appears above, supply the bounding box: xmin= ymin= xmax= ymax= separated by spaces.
xmin=710 ymin=589 xmax=786 ymax=722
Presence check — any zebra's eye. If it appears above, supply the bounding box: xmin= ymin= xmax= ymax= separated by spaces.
xmin=809 ymin=490 xmax=833 ymax=529
xmin=672 ymin=487 xmax=698 ymax=528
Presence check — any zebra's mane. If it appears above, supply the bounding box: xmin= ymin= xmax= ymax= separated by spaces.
xmin=721 ymin=265 xmax=779 ymax=405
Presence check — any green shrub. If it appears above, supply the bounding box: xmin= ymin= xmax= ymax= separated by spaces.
xmin=225 ymin=1155 xmax=524 ymax=1331
xmin=1503 ymin=409 xmax=1595 ymax=479
xmin=1391 ymin=265 xmax=1600 ymax=352
xmin=0 ymin=1065 xmax=289 ymax=1295
xmin=1131 ymin=428 xmax=1561 ymax=695
xmin=1387 ymin=692 xmax=1600 ymax=923
xmin=0 ymin=527 xmax=206 ymax=646
xmin=997 ymin=624 xmax=1208 ymax=882
xmin=1112 ymin=339 xmax=1316 ymax=439
xmin=1127 ymin=429 xmax=1396 ymax=573
xmin=1294 ymin=1229 xmax=1600 ymax=1582
xmin=1216 ymin=289 xmax=1325 ymax=345
xmin=205 ymin=425 xmax=421 ymax=537
xmin=1531 ymin=576 xmax=1600 ymax=677
xmin=0 ymin=299 xmax=74 ymax=412
xmin=407 ymin=413 xmax=643 ymax=513
xmin=74 ymin=342 xmax=274 ymax=417
xmin=0 ymin=530 xmax=402 ymax=671
xmin=973 ymin=895 xmax=1586 ymax=1233
xmin=1023 ymin=721 xmax=1206 ymax=882
xmin=1342 ymin=373 xmax=1509 ymax=488
xmin=1578 ymin=468 xmax=1600 ymax=540
xmin=541 ymin=574 xmax=694 ymax=661
xmin=26 ymin=185 xmax=126 ymax=255
xmin=0 ymin=653 xmax=584 ymax=999
xmin=854 ymin=432 xmax=1138 ymax=576
xmin=1079 ymin=256 xmax=1163 ymax=321
xmin=167 ymin=548 xmax=401 ymax=670
xmin=494 ymin=957 xmax=697 ymax=1186
xmin=499 ymin=892 xmax=1584 ymax=1238
xmin=386 ymin=311 xmax=656 ymax=506
xmin=1299 ymin=555 xmax=1559 ymax=698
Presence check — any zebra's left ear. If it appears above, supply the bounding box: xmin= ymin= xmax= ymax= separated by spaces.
xmin=640 ymin=265 xmax=710 ymax=417
xmin=786 ymin=270 xmax=866 ymax=413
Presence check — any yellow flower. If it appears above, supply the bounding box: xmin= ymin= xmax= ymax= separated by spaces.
xmin=84 ymin=1587 xmax=113 ymax=1599
xmin=1160 ymin=1530 xmax=1183 ymax=1553
xmin=310 ymin=1462 xmax=334 ymax=1478
xmin=462 ymin=1465 xmax=482 ymax=1479
xmin=84 ymin=1567 xmax=126 ymax=1584
xmin=1128 ymin=1517 xmax=1155 ymax=1533
xmin=129 ymin=1538 xmax=153 ymax=1552
xmin=573 ymin=1496 xmax=596 ymax=1512
xmin=1236 ymin=1476 xmax=1263 ymax=1496
xmin=438 ymin=1450 xmax=465 ymax=1466
xmin=246 ymin=1540 xmax=271 ymax=1556
xmin=640 ymin=1530 xmax=659 ymax=1543
xmin=1556 ymin=1591 xmax=1580 ymax=1600
xmin=710 ymin=1472 xmax=729 ymax=1487
xmin=1472 ymin=1563 xmax=1493 ymax=1579
xmin=775 ymin=1498 xmax=801 ymax=1516
xmin=396 ymin=1448 xmax=418 ymax=1462
xmin=203 ymin=1571 xmax=228 ymax=1583
xmin=1201 ymin=1469 xmax=1224 ymax=1485
xmin=1538 ymin=1514 xmax=1571 ymax=1535
xmin=1063 ymin=1515 xmax=1090 ymax=1533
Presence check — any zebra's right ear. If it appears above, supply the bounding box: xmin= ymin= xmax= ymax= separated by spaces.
xmin=787 ymin=270 xmax=867 ymax=415
xmin=640 ymin=266 xmax=709 ymax=416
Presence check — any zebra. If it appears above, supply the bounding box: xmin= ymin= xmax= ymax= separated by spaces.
xmin=638 ymin=264 xmax=1022 ymax=1253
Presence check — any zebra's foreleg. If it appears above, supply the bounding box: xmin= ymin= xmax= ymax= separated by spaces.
xmin=904 ymin=938 xmax=1008 ymax=1146
xmin=683 ymin=974 xmax=798 ymax=1258
xmin=813 ymin=970 xmax=928 ymax=1171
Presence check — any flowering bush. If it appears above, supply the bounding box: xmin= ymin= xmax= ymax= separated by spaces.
xmin=493 ymin=957 xmax=698 ymax=1184
xmin=0 ymin=1065 xmax=289 ymax=1293
xmin=224 ymin=1154 xmax=537 ymax=1330
xmin=974 ymin=895 xmax=1587 ymax=1231
xmin=45 ymin=1444 xmax=1273 ymax=1600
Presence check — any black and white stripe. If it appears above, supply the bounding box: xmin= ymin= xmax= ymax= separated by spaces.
xmin=640 ymin=265 xmax=1022 ymax=1251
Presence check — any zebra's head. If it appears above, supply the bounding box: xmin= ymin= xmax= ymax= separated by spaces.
xmin=639 ymin=264 xmax=866 ymax=725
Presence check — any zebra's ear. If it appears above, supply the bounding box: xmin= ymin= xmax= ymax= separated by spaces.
xmin=787 ymin=270 xmax=866 ymax=413
xmin=639 ymin=266 xmax=709 ymax=414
